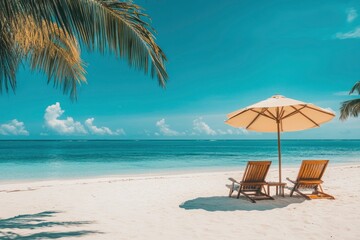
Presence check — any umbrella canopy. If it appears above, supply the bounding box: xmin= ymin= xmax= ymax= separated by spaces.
xmin=225 ymin=95 xmax=335 ymax=183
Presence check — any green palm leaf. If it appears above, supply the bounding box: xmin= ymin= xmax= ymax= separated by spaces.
xmin=0 ymin=0 xmax=168 ymax=99
xmin=350 ymin=81 xmax=360 ymax=95
xmin=13 ymin=17 xmax=86 ymax=100
xmin=340 ymin=81 xmax=360 ymax=120
xmin=0 ymin=20 xmax=20 ymax=93
xmin=340 ymin=99 xmax=360 ymax=120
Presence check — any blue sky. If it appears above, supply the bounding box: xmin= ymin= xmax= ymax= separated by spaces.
xmin=0 ymin=0 xmax=359 ymax=139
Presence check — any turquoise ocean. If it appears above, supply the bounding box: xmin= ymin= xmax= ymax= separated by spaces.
xmin=0 ymin=140 xmax=359 ymax=181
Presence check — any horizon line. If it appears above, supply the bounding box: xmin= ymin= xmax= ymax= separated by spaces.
xmin=0 ymin=139 xmax=358 ymax=141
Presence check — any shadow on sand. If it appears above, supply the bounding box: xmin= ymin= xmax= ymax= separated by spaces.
xmin=0 ymin=211 xmax=101 ymax=239
xmin=179 ymin=196 xmax=305 ymax=212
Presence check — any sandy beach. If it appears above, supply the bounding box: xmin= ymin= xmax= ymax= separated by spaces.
xmin=0 ymin=164 xmax=359 ymax=240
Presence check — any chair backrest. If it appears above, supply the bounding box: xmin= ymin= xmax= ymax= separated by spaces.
xmin=296 ymin=160 xmax=329 ymax=181
xmin=242 ymin=161 xmax=272 ymax=183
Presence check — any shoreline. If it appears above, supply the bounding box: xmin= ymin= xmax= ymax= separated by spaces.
xmin=0 ymin=161 xmax=358 ymax=186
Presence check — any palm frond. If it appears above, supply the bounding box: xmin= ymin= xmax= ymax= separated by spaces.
xmin=95 ymin=1 xmax=168 ymax=85
xmin=12 ymin=17 xmax=86 ymax=100
xmin=0 ymin=18 xmax=20 ymax=93
xmin=350 ymin=81 xmax=360 ymax=95
xmin=68 ymin=0 xmax=168 ymax=86
xmin=340 ymin=98 xmax=360 ymax=120
xmin=5 ymin=0 xmax=168 ymax=87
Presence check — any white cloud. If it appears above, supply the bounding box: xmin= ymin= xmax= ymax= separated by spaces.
xmin=216 ymin=129 xmax=231 ymax=135
xmin=217 ymin=128 xmax=249 ymax=135
xmin=44 ymin=103 xmax=125 ymax=136
xmin=336 ymin=27 xmax=360 ymax=39
xmin=85 ymin=118 xmax=125 ymax=135
xmin=335 ymin=8 xmax=360 ymax=39
xmin=347 ymin=8 xmax=357 ymax=23
xmin=156 ymin=119 xmax=180 ymax=136
xmin=192 ymin=118 xmax=248 ymax=136
xmin=44 ymin=102 xmax=87 ymax=135
xmin=153 ymin=118 xmax=249 ymax=137
xmin=0 ymin=119 xmax=29 ymax=136
xmin=193 ymin=118 xmax=217 ymax=135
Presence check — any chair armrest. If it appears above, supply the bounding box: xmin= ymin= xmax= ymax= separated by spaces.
xmin=228 ymin=178 xmax=240 ymax=184
xmin=298 ymin=180 xmax=323 ymax=184
xmin=286 ymin=177 xmax=296 ymax=184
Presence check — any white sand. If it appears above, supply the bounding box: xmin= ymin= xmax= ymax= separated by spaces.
xmin=0 ymin=164 xmax=359 ymax=240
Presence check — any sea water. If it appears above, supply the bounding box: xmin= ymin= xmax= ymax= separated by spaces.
xmin=0 ymin=140 xmax=359 ymax=181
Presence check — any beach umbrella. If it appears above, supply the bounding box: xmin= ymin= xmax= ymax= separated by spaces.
xmin=225 ymin=95 xmax=335 ymax=183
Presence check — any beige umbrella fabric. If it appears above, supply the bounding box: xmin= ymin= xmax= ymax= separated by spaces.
xmin=225 ymin=95 xmax=335 ymax=183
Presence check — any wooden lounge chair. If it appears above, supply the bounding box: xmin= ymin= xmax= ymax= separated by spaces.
xmin=287 ymin=160 xmax=335 ymax=200
xmin=228 ymin=161 xmax=274 ymax=203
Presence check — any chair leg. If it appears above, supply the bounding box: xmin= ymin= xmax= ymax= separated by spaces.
xmin=312 ymin=185 xmax=319 ymax=194
xmin=228 ymin=183 xmax=234 ymax=197
xmin=295 ymin=190 xmax=312 ymax=200
xmin=258 ymin=191 xmax=274 ymax=200
xmin=240 ymin=191 xmax=256 ymax=203
xmin=316 ymin=191 xmax=335 ymax=200
xmin=228 ymin=188 xmax=233 ymax=197
xmin=262 ymin=186 xmax=267 ymax=195
xmin=290 ymin=185 xmax=296 ymax=197
xmin=237 ymin=189 xmax=241 ymax=199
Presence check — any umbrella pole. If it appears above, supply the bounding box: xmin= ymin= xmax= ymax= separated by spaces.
xmin=277 ymin=121 xmax=282 ymax=183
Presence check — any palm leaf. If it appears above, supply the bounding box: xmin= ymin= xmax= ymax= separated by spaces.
xmin=340 ymin=81 xmax=360 ymax=120
xmin=70 ymin=0 xmax=168 ymax=85
xmin=340 ymin=98 xmax=360 ymax=120
xmin=350 ymin=81 xmax=360 ymax=95
xmin=12 ymin=16 xmax=86 ymax=100
xmin=2 ymin=0 xmax=168 ymax=90
xmin=0 ymin=18 xmax=20 ymax=93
